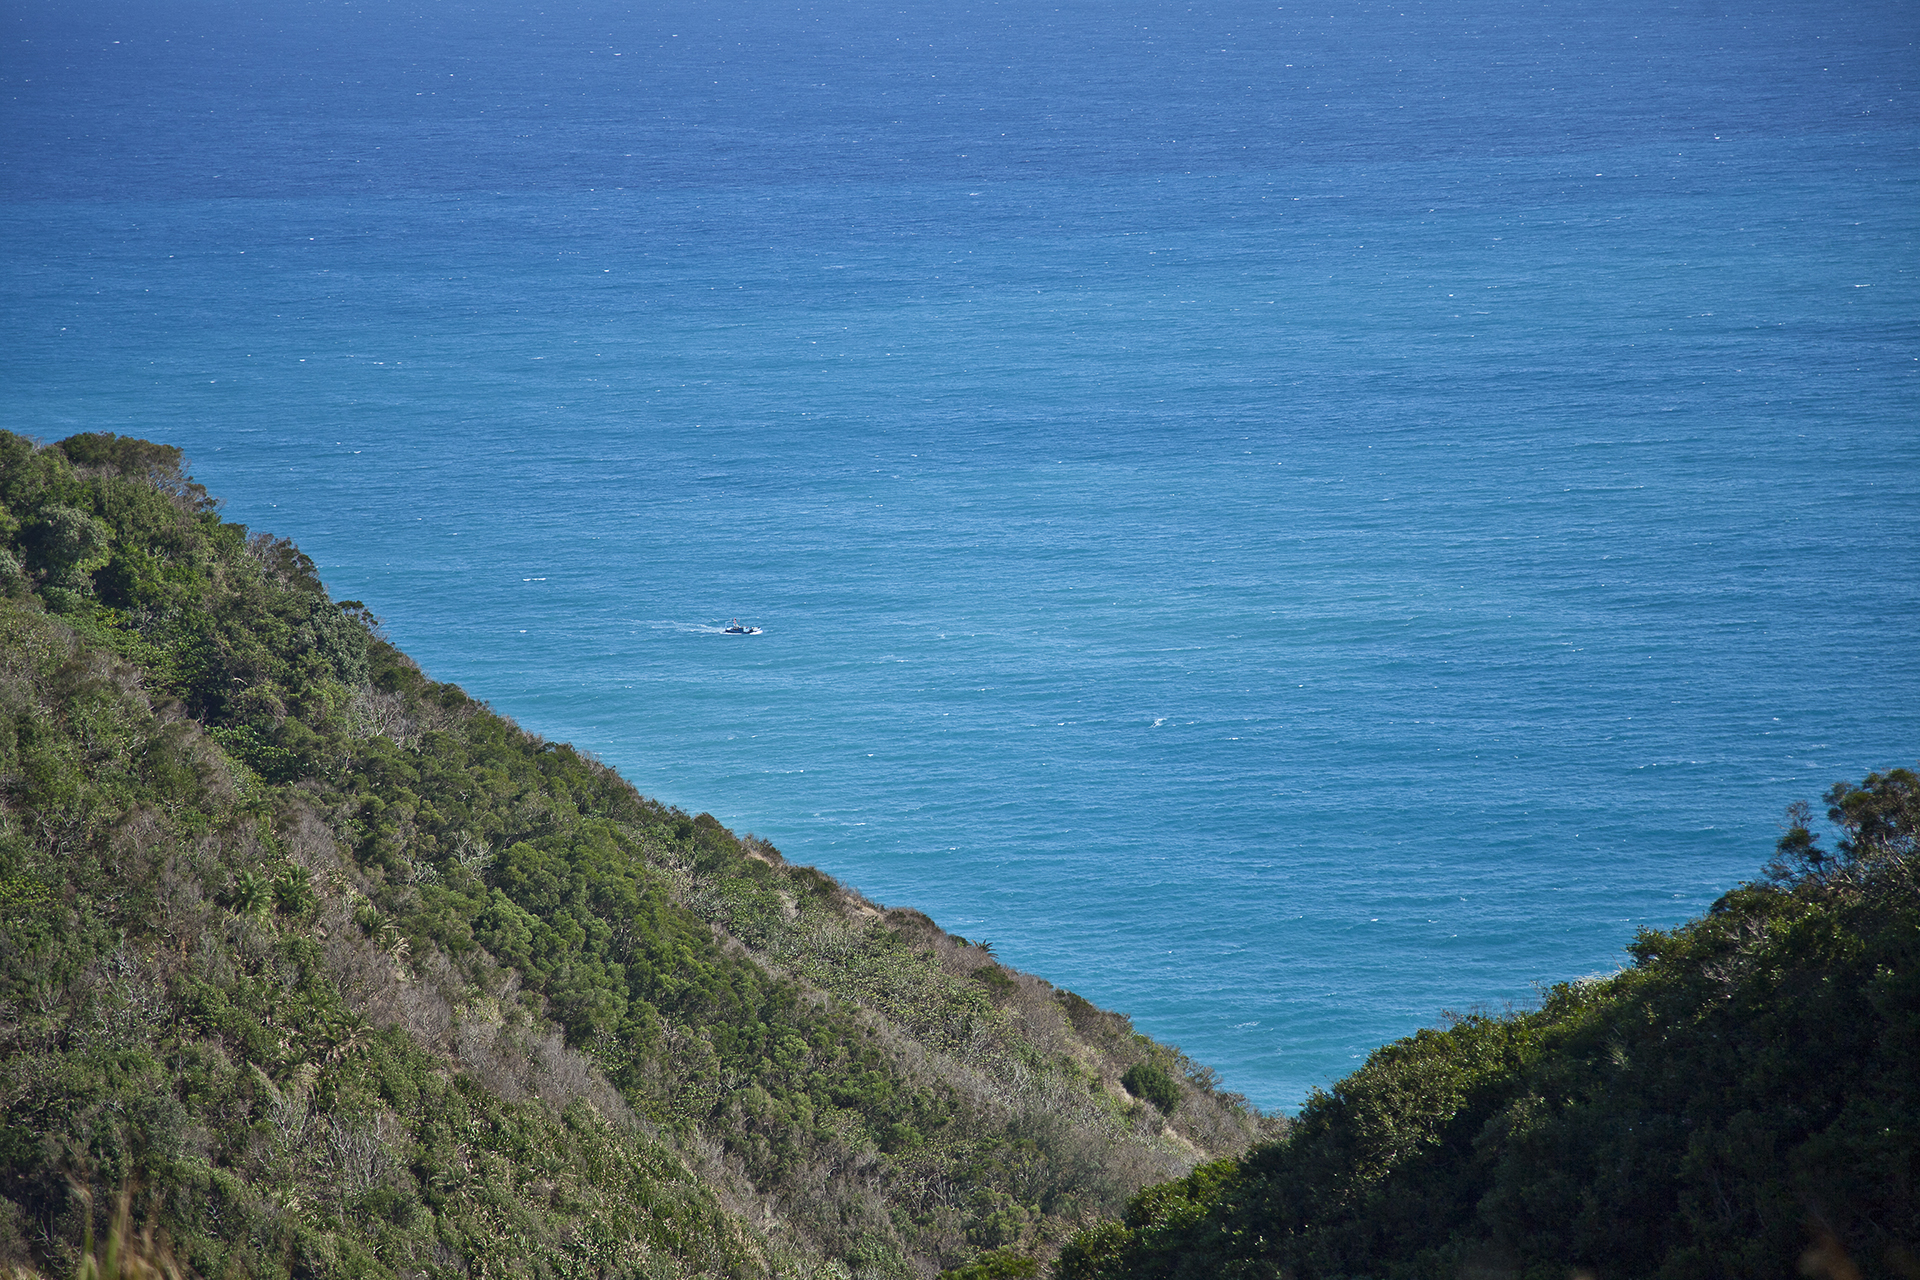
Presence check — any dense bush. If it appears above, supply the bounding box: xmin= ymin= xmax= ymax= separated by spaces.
xmin=1056 ymin=768 xmax=1920 ymax=1280
xmin=1119 ymin=1064 xmax=1179 ymax=1116
xmin=942 ymin=1248 xmax=1041 ymax=1280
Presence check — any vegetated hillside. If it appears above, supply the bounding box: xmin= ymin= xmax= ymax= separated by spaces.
xmin=1056 ymin=771 xmax=1919 ymax=1280
xmin=0 ymin=432 xmax=1273 ymax=1280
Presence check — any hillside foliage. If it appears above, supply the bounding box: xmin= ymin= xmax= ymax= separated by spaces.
xmin=0 ymin=432 xmax=1269 ymax=1280
xmin=1055 ymin=769 xmax=1919 ymax=1280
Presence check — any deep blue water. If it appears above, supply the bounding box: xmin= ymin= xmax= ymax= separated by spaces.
xmin=4 ymin=0 xmax=1917 ymax=1111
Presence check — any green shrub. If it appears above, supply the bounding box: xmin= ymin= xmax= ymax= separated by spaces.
xmin=972 ymin=965 xmax=1017 ymax=1000
xmin=1121 ymin=1062 xmax=1179 ymax=1114
xmin=941 ymin=1248 xmax=1039 ymax=1280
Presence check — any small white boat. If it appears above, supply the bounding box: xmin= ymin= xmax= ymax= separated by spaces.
xmin=723 ymin=618 xmax=763 ymax=635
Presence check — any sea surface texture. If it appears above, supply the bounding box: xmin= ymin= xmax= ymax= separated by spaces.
xmin=5 ymin=0 xmax=1916 ymax=1111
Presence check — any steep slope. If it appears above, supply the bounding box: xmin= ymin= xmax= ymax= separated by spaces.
xmin=1056 ymin=770 xmax=1919 ymax=1280
xmin=0 ymin=432 xmax=1270 ymax=1279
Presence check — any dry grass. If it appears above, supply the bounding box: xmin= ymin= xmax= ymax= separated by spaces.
xmin=46 ymin=1186 xmax=186 ymax=1280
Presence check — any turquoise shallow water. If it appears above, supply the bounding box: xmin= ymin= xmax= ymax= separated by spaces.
xmin=4 ymin=0 xmax=1917 ymax=1110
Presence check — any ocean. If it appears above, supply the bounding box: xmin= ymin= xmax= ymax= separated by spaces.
xmin=3 ymin=0 xmax=1916 ymax=1111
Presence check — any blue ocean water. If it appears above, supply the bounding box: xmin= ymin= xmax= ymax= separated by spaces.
xmin=4 ymin=0 xmax=1917 ymax=1111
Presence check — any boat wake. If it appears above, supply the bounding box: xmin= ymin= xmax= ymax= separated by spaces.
xmin=632 ymin=619 xmax=762 ymax=636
